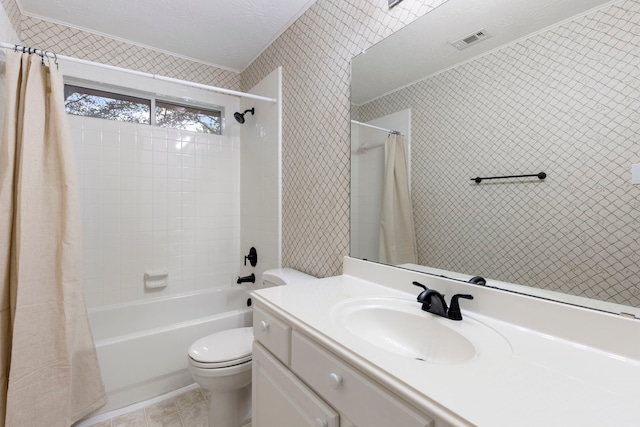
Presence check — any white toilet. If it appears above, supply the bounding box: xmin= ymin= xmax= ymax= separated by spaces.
xmin=187 ymin=268 xmax=316 ymax=427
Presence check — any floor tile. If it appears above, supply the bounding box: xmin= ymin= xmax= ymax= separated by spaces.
xmin=174 ymin=388 xmax=205 ymax=412
xmin=178 ymin=400 xmax=208 ymax=427
xmin=146 ymin=411 xmax=182 ymax=427
xmin=111 ymin=409 xmax=147 ymax=427
xmin=80 ymin=386 xmax=217 ymax=427
xmin=144 ymin=398 xmax=179 ymax=420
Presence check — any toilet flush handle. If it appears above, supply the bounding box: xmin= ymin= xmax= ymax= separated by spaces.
xmin=260 ymin=320 xmax=269 ymax=331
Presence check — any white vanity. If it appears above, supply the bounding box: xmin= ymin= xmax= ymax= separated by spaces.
xmin=251 ymin=257 xmax=640 ymax=426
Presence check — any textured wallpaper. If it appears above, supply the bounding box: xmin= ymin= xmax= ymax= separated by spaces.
xmin=242 ymin=0 xmax=448 ymax=277
xmin=357 ymin=0 xmax=640 ymax=306
xmin=0 ymin=0 xmax=19 ymax=34
xmin=17 ymin=16 xmax=241 ymax=90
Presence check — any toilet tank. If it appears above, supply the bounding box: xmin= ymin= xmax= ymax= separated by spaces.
xmin=261 ymin=268 xmax=317 ymax=287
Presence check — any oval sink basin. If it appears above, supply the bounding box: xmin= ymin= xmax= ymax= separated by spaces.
xmin=332 ymin=297 xmax=510 ymax=364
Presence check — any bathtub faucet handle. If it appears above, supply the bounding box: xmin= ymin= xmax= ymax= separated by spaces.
xmin=244 ymin=247 xmax=258 ymax=267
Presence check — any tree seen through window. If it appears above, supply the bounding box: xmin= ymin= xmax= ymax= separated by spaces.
xmin=64 ymin=85 xmax=222 ymax=134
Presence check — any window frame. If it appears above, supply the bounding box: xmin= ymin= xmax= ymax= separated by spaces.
xmin=63 ymin=79 xmax=225 ymax=135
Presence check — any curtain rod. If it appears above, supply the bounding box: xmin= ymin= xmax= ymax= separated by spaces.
xmin=1 ymin=43 xmax=278 ymax=103
xmin=351 ymin=120 xmax=403 ymax=136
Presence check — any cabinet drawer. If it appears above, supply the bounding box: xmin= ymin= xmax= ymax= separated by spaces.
xmin=253 ymin=342 xmax=339 ymax=427
xmin=291 ymin=331 xmax=433 ymax=427
xmin=253 ymin=306 xmax=291 ymax=365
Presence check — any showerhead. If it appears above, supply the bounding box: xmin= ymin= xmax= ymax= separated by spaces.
xmin=234 ymin=108 xmax=255 ymax=124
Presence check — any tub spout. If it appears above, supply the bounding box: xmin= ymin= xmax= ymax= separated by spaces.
xmin=237 ymin=273 xmax=255 ymax=284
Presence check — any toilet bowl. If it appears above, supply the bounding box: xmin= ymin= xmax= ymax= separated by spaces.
xmin=188 ymin=327 xmax=253 ymax=427
xmin=187 ymin=268 xmax=317 ymax=427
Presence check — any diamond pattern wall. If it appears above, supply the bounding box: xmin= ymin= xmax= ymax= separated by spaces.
xmin=4 ymin=0 xmax=449 ymax=278
xmin=242 ymin=0 xmax=448 ymax=277
xmin=19 ymin=16 xmax=241 ymax=90
xmin=0 ymin=0 xmax=20 ymax=35
xmin=357 ymin=0 xmax=640 ymax=306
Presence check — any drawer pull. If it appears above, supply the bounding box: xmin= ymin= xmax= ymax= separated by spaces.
xmin=328 ymin=372 xmax=343 ymax=389
xmin=260 ymin=320 xmax=269 ymax=331
xmin=314 ymin=419 xmax=328 ymax=427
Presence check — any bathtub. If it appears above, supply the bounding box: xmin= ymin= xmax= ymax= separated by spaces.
xmin=87 ymin=287 xmax=253 ymax=415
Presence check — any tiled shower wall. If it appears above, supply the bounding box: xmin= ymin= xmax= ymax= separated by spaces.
xmin=356 ymin=0 xmax=640 ymax=306
xmin=69 ymin=116 xmax=240 ymax=308
xmin=241 ymin=0 xmax=449 ymax=277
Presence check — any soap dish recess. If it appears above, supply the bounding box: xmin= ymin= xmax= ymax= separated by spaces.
xmin=144 ymin=271 xmax=168 ymax=289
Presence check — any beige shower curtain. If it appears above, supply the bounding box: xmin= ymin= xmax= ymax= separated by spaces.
xmin=0 ymin=50 xmax=106 ymax=426
xmin=379 ymin=133 xmax=418 ymax=265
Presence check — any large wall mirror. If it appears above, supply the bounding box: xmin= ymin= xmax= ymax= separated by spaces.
xmin=350 ymin=0 xmax=640 ymax=317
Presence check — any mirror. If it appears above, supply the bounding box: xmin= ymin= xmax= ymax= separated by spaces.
xmin=351 ymin=0 xmax=640 ymax=317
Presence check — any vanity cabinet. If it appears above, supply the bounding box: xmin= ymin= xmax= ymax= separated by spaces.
xmin=253 ymin=304 xmax=436 ymax=427
xmin=253 ymin=342 xmax=339 ymax=427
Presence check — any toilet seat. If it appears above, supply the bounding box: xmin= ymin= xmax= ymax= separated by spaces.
xmin=188 ymin=327 xmax=253 ymax=369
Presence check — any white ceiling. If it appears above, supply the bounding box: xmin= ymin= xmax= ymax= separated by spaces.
xmin=352 ymin=0 xmax=619 ymax=105
xmin=17 ymin=0 xmax=317 ymax=72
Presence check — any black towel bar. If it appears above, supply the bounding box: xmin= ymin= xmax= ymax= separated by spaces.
xmin=471 ymin=172 xmax=546 ymax=184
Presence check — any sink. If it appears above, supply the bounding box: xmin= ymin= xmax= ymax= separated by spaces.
xmin=332 ymin=297 xmax=510 ymax=364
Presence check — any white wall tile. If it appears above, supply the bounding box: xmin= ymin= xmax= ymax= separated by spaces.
xmin=70 ymin=74 xmax=241 ymax=307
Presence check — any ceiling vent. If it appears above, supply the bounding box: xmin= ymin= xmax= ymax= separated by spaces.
xmin=451 ymin=29 xmax=491 ymax=50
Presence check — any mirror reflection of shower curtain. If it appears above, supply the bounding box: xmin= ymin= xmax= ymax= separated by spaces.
xmin=378 ymin=134 xmax=417 ymax=264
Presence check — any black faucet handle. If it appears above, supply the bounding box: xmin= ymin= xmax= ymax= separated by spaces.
xmin=413 ymin=281 xmax=430 ymax=305
xmin=412 ymin=281 xmax=428 ymax=291
xmin=468 ymin=276 xmax=486 ymax=286
xmin=447 ymin=294 xmax=474 ymax=321
xmin=244 ymin=247 xmax=258 ymax=267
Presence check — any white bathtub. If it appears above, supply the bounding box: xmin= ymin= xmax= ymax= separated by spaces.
xmin=87 ymin=287 xmax=253 ymax=415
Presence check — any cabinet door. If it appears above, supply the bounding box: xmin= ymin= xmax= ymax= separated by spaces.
xmin=253 ymin=342 xmax=339 ymax=427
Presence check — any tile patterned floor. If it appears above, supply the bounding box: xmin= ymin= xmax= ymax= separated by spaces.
xmin=87 ymin=387 xmax=211 ymax=427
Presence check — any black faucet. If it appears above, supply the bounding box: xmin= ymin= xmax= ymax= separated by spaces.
xmin=237 ymin=273 xmax=255 ymax=284
xmin=412 ymin=281 xmax=473 ymax=321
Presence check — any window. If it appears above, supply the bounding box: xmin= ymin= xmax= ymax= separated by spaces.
xmin=156 ymin=101 xmax=221 ymax=134
xmin=64 ymin=84 xmax=222 ymax=134
xmin=64 ymin=85 xmax=151 ymax=124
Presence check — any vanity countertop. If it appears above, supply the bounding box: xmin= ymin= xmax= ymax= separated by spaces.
xmin=252 ymin=258 xmax=640 ymax=426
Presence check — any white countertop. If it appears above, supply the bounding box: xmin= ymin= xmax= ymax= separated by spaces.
xmin=252 ymin=259 xmax=640 ymax=426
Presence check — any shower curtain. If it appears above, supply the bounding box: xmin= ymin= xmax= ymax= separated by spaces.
xmin=379 ymin=133 xmax=418 ymax=265
xmin=0 ymin=50 xmax=105 ymax=426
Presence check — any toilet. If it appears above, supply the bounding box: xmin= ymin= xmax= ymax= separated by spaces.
xmin=187 ymin=268 xmax=317 ymax=427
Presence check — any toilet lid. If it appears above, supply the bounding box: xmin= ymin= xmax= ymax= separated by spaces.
xmin=189 ymin=327 xmax=253 ymax=366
